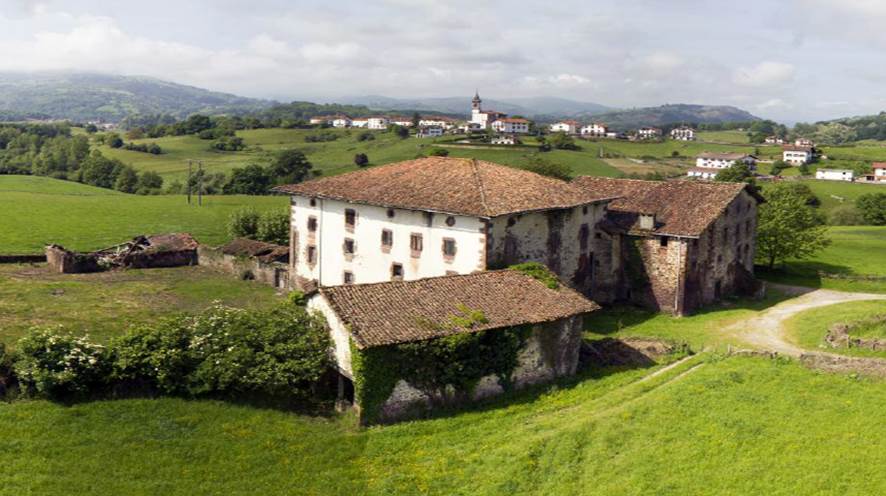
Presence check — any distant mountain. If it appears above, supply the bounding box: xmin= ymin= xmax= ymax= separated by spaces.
xmin=584 ymin=104 xmax=760 ymax=130
xmin=0 ymin=72 xmax=274 ymax=122
xmin=339 ymin=95 xmax=612 ymax=118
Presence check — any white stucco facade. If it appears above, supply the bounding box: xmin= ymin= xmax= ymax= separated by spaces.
xmin=550 ymin=121 xmax=579 ymax=134
xmin=290 ymin=195 xmax=487 ymax=287
xmin=695 ymin=155 xmax=756 ymax=169
xmin=816 ymin=169 xmax=854 ymax=181
xmin=367 ymin=117 xmax=390 ymax=130
xmin=783 ymin=149 xmax=812 ymax=165
xmin=306 ymin=293 xmax=354 ymax=377
xmin=491 ymin=119 xmax=530 ymax=134
xmin=581 ymin=123 xmax=608 ymax=137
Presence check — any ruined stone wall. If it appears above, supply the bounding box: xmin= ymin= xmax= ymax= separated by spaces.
xmin=375 ymin=316 xmax=584 ymax=423
xmin=197 ymin=246 xmax=289 ymax=289
xmin=485 ymin=203 xmax=608 ymax=294
xmin=45 ymin=245 xmax=101 ymax=274
xmin=623 ymin=235 xmax=689 ymax=314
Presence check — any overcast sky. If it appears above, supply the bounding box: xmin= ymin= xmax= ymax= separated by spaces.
xmin=3 ymin=0 xmax=886 ymax=122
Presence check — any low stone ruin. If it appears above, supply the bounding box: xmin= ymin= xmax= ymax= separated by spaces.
xmin=197 ymin=238 xmax=290 ymax=289
xmin=826 ymin=319 xmax=886 ymax=352
xmin=45 ymin=233 xmax=199 ymax=274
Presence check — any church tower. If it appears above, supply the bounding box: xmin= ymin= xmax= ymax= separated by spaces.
xmin=472 ymin=90 xmax=482 ymax=111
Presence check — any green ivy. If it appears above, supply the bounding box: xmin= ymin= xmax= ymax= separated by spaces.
xmin=509 ymin=262 xmax=560 ymax=289
xmin=350 ymin=324 xmax=532 ymax=424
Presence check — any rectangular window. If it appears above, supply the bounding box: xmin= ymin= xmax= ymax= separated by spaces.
xmin=723 ymin=227 xmax=729 ymax=242
xmin=391 ymin=263 xmax=404 ymax=280
xmin=660 ymin=236 xmax=668 ymax=247
xmin=442 ymin=238 xmax=456 ymax=258
xmin=410 ymin=233 xmax=423 ymax=257
xmin=381 ymin=229 xmax=393 ymax=248
xmin=343 ymin=238 xmax=355 ymax=255
xmin=343 ymin=271 xmax=354 ymax=284
xmin=307 ymin=216 xmax=317 ymax=232
xmin=345 ymin=208 xmax=356 ymax=231
xmin=306 ymin=245 xmax=317 ymax=264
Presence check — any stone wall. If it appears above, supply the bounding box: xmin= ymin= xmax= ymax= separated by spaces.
xmin=373 ymin=316 xmax=584 ymax=423
xmin=197 ymin=246 xmax=289 ymax=290
xmin=45 ymin=245 xmax=101 ymax=273
xmin=800 ymin=352 xmax=886 ymax=378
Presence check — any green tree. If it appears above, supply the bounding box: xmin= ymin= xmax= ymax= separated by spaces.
xmin=547 ymin=132 xmax=579 ymax=150
xmin=224 ymin=164 xmax=273 ymax=195
xmin=715 ymin=163 xmax=755 ymax=184
xmin=79 ymin=150 xmax=123 ymax=189
xmin=107 ymin=133 xmax=124 ymax=148
xmin=769 ymin=160 xmax=789 ymax=176
xmin=114 ymin=166 xmax=139 ymax=193
xmin=856 ymin=193 xmax=886 ymax=225
xmin=228 ymin=207 xmax=260 ymax=238
xmin=270 ymin=149 xmax=313 ymax=184
xmin=756 ymin=185 xmax=830 ymax=269
xmin=256 ymin=210 xmax=290 ymax=245
xmin=136 ymin=171 xmax=164 ymax=194
xmin=522 ymin=156 xmax=571 ymax=181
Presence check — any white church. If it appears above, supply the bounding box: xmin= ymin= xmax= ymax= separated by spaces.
xmin=469 ymin=91 xmax=528 ymax=133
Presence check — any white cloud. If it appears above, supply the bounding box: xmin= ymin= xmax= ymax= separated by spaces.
xmin=733 ymin=61 xmax=795 ymax=87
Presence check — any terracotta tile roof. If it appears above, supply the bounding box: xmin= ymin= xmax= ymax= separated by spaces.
xmin=572 ymin=176 xmax=760 ymax=237
xmin=497 ymin=118 xmax=529 ymax=123
xmin=698 ymin=152 xmax=754 ymax=160
xmin=273 ymin=157 xmax=616 ymax=218
xmin=873 ymin=162 xmax=886 ymax=170
xmin=320 ymin=269 xmax=600 ymax=349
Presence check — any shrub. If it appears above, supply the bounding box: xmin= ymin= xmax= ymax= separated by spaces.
xmin=356 ymin=131 xmax=375 ymax=142
xmin=256 ymin=209 xmax=290 ymax=245
xmin=510 ymin=262 xmax=560 ymax=289
xmin=828 ymin=205 xmax=865 ymax=226
xmin=354 ymin=153 xmax=369 ymax=167
xmin=522 ymin=156 xmax=571 ymax=181
xmin=111 ymin=304 xmax=331 ymax=397
xmin=856 ymin=192 xmax=886 ymax=225
xmin=427 ymin=148 xmax=449 ymax=157
xmin=15 ymin=327 xmax=108 ymax=397
xmin=213 ymin=136 xmax=245 ymax=151
xmin=228 ymin=207 xmax=260 ymax=239
xmin=0 ymin=343 xmax=14 ymax=397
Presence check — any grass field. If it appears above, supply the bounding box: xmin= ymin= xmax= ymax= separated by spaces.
xmin=0 ymin=264 xmax=281 ymax=345
xmin=0 ymin=175 xmax=286 ymax=254
xmin=784 ymin=301 xmax=886 ymax=359
xmin=2 ymin=354 xmax=886 ymax=495
xmin=758 ymin=226 xmax=886 ymax=293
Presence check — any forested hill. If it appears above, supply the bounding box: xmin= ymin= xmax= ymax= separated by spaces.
xmin=579 ymin=104 xmax=760 ymax=130
xmin=0 ymin=72 xmax=273 ymax=122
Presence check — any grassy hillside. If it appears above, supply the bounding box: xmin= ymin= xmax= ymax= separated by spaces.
xmin=758 ymin=226 xmax=886 ymax=292
xmin=2 ymin=355 xmax=886 ymax=495
xmin=785 ymin=301 xmax=886 ymax=359
xmin=0 ymin=175 xmax=285 ymax=254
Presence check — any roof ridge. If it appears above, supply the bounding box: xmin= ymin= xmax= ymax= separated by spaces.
xmin=470 ymin=158 xmax=491 ymax=216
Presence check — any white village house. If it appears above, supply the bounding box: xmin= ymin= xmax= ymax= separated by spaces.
xmin=419 ymin=116 xmax=458 ymax=130
xmin=350 ymin=117 xmax=369 ymax=128
xmin=470 ymin=91 xmax=506 ymax=129
xmin=550 ymin=120 xmax=580 ymax=134
xmin=492 ymin=118 xmax=530 ymax=134
xmin=669 ymin=126 xmax=695 ymax=141
xmin=581 ymin=123 xmax=608 ymax=137
xmin=688 ymin=152 xmax=757 ymax=180
xmin=872 ymin=163 xmax=886 ymax=182
xmin=636 ymin=127 xmax=662 ymax=140
xmin=764 ymin=136 xmax=785 ymax=145
xmin=367 ymin=116 xmax=391 ymax=130
xmin=783 ymin=145 xmax=813 ymax=165
xmin=416 ymin=126 xmax=443 ymax=138
xmin=816 ymin=169 xmax=854 ymax=182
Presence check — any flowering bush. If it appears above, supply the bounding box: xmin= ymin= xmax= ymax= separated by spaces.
xmin=111 ymin=303 xmax=331 ymax=398
xmin=15 ymin=327 xmax=108 ymax=397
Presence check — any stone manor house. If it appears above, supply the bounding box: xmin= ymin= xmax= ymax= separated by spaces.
xmin=273 ymin=157 xmax=761 ymax=422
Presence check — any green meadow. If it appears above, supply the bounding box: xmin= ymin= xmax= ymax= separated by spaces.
xmin=0 ymin=175 xmax=286 ymax=254
xmin=784 ymin=300 xmax=886 ymax=359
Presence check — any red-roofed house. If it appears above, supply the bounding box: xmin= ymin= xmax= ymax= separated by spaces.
xmin=550 ymin=120 xmax=580 ymax=134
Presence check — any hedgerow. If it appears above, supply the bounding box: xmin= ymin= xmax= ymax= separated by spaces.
xmin=11 ymin=302 xmax=331 ymax=402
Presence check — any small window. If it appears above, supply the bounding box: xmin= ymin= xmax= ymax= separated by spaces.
xmin=443 ymin=238 xmax=456 ymax=257
xmin=391 ymin=263 xmax=404 ymax=280
xmin=595 ymin=232 xmax=602 ymax=239
xmin=410 ymin=233 xmax=423 ymax=255
xmin=345 ymin=209 xmax=356 ymax=230
xmin=343 ymin=271 xmax=354 ymax=284
xmin=386 ymin=208 xmax=395 ymax=219
xmin=579 ymin=224 xmax=590 ymax=250
xmin=307 ymin=216 xmax=318 ymax=232
xmin=381 ymin=229 xmax=393 ymax=247
xmin=507 ymin=217 xmax=516 ymax=228
xmin=445 ymin=216 xmax=456 ymax=227
xmin=343 ymin=238 xmax=355 ymax=255
xmin=306 ymin=245 xmax=317 ymax=264
xmin=582 ymin=205 xmax=589 ymax=215
xmin=660 ymin=236 xmax=668 ymax=247
xmin=310 ymin=198 xmax=317 ymax=207
xmin=723 ymin=227 xmax=729 ymax=242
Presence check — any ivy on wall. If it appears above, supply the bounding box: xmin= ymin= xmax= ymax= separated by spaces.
xmin=350 ymin=322 xmax=532 ymax=424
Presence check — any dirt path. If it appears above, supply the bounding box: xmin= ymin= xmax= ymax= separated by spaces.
xmin=728 ymin=284 xmax=886 ymax=356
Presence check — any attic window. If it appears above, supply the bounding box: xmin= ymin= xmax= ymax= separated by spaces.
xmin=391 ymin=263 xmax=404 ymax=280
xmin=387 ymin=208 xmax=395 ymax=218
xmin=660 ymin=236 xmax=668 ymax=247
xmin=345 ymin=209 xmax=357 ymax=230
xmin=445 ymin=216 xmax=456 ymax=227
xmin=582 ymin=206 xmax=589 ymax=215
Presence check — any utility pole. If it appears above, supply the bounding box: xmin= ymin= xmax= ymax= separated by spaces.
xmin=198 ymin=161 xmax=203 ymax=206
xmin=187 ymin=160 xmax=192 ymax=205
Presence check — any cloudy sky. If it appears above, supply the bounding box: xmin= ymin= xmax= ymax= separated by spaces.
xmin=2 ymin=0 xmax=886 ymax=122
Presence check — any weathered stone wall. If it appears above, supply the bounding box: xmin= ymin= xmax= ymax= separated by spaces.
xmin=486 ymin=203 xmax=608 ymax=294
xmin=198 ymin=246 xmax=289 ymax=290
xmin=375 ymin=316 xmax=584 ymax=423
xmin=623 ymin=235 xmax=689 ymax=313
xmin=45 ymin=245 xmax=101 ymax=274
xmin=800 ymin=352 xmax=886 ymax=378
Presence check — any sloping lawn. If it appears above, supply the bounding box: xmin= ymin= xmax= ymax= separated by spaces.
xmin=2 ymin=356 xmax=886 ymax=495
xmin=784 ymin=300 xmax=886 ymax=359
